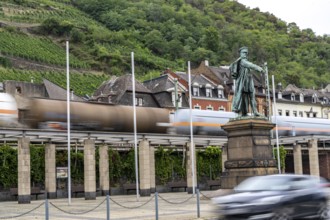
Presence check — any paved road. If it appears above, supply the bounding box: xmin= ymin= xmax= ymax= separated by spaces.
xmin=0 ymin=191 xmax=222 ymax=220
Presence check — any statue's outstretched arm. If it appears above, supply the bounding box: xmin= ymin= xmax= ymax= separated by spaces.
xmin=241 ymin=60 xmax=264 ymax=72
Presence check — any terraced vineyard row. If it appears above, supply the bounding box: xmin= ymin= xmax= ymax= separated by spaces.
xmin=0 ymin=68 xmax=108 ymax=96
xmin=0 ymin=31 xmax=89 ymax=68
xmin=0 ymin=1 xmax=108 ymax=32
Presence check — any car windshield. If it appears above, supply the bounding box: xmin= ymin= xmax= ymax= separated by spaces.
xmin=235 ymin=176 xmax=295 ymax=191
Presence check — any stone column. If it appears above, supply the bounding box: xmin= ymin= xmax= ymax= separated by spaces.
xmin=139 ymin=139 xmax=150 ymax=196
xmin=293 ymin=144 xmax=303 ymax=175
xmin=18 ymin=137 xmax=30 ymax=204
xmin=99 ymin=144 xmax=109 ymax=196
xmin=45 ymin=143 xmax=56 ymax=199
xmin=149 ymin=146 xmax=156 ymax=193
xmin=186 ymin=142 xmax=197 ymax=194
xmin=308 ymin=139 xmax=320 ymax=177
xmin=222 ymin=144 xmax=228 ymax=173
xmin=84 ymin=139 xmax=96 ymax=200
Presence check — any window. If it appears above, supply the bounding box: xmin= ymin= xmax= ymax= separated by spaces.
xmin=194 ymin=105 xmax=201 ymax=109
xmin=217 ymin=85 xmax=224 ymax=98
xmin=219 ymin=106 xmax=225 ymax=111
xmin=135 ymin=97 xmax=143 ymax=106
xmin=293 ymin=111 xmax=297 ymax=117
xmin=16 ymin=86 xmax=22 ymax=94
xmin=205 ymin=84 xmax=212 ymax=98
xmin=177 ymin=94 xmax=182 ymax=107
xmin=285 ymin=110 xmax=290 ymax=116
xmin=206 ymin=105 xmax=213 ymax=110
xmin=206 ymin=88 xmax=212 ymax=97
xmin=278 ymin=110 xmax=282 ymax=116
xmin=312 ymin=94 xmax=318 ymax=103
xmin=193 ymin=87 xmax=199 ymax=96
xmin=291 ymin=93 xmax=295 ymax=101
xmin=218 ymin=89 xmax=224 ymax=98
xmin=313 ymin=112 xmax=317 ymax=117
xmin=299 ymin=111 xmax=303 ymax=117
xmin=299 ymin=93 xmax=304 ymax=102
xmin=172 ymin=92 xmax=182 ymax=107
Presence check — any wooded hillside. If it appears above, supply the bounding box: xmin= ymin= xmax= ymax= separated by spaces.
xmin=0 ymin=0 xmax=329 ymax=96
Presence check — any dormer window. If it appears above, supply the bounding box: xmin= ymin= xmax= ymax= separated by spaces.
xmin=217 ymin=85 xmax=224 ymax=98
xmin=135 ymin=97 xmax=143 ymax=106
xmin=206 ymin=88 xmax=211 ymax=97
xmin=193 ymin=82 xmax=199 ymax=96
xmin=312 ymin=94 xmax=318 ymax=103
xmin=299 ymin=93 xmax=304 ymax=102
xmin=323 ymin=97 xmax=328 ymax=104
xmin=205 ymin=83 xmax=212 ymax=98
xmin=193 ymin=87 xmax=199 ymax=96
xmin=171 ymin=92 xmax=182 ymax=107
xmin=291 ymin=93 xmax=295 ymax=101
xmin=177 ymin=93 xmax=182 ymax=107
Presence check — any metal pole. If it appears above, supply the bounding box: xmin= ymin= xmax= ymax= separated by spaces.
xmin=45 ymin=198 xmax=49 ymax=220
xmin=197 ymin=189 xmax=200 ymax=218
xmin=106 ymin=195 xmax=110 ymax=220
xmin=264 ymin=62 xmax=271 ymax=120
xmin=155 ymin=192 xmax=159 ymax=220
xmin=131 ymin=52 xmax=140 ymax=200
xmin=188 ymin=61 xmax=195 ymax=195
xmin=66 ymin=40 xmax=71 ymax=204
xmin=174 ymin=78 xmax=178 ymax=111
xmin=272 ymin=75 xmax=281 ymax=174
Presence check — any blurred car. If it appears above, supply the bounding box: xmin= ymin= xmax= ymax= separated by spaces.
xmin=320 ymin=178 xmax=330 ymax=188
xmin=212 ymin=174 xmax=330 ymax=220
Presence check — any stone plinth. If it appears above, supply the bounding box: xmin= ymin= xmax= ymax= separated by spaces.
xmin=221 ymin=118 xmax=278 ymax=188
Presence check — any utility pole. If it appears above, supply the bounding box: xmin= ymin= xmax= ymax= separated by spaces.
xmin=174 ymin=78 xmax=178 ymax=111
xmin=264 ymin=62 xmax=271 ymax=120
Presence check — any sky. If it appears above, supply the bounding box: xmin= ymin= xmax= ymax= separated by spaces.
xmin=237 ymin=0 xmax=330 ymax=36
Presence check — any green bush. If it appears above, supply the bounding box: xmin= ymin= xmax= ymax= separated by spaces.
xmin=0 ymin=57 xmax=12 ymax=67
xmin=0 ymin=145 xmax=17 ymax=188
xmin=197 ymin=146 xmax=222 ymax=181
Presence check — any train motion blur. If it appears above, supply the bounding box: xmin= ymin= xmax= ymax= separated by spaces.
xmin=1 ymin=93 xmax=330 ymax=137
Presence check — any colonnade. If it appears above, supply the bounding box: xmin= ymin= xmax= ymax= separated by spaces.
xmin=16 ymin=137 xmax=197 ymax=204
xmin=16 ymin=136 xmax=323 ymax=204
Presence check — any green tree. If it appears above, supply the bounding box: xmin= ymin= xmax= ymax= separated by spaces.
xmin=273 ymin=145 xmax=287 ymax=173
xmin=202 ymin=27 xmax=221 ymax=52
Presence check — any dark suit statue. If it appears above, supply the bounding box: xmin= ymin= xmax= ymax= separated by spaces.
xmin=230 ymin=47 xmax=264 ymax=117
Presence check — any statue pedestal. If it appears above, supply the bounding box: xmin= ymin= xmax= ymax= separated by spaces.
xmin=221 ymin=118 xmax=278 ymax=188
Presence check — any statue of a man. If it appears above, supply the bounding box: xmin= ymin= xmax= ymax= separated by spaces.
xmin=230 ymin=46 xmax=264 ymax=117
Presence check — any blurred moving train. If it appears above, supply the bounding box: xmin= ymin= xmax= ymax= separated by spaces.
xmin=0 ymin=93 xmax=19 ymax=127
xmin=1 ymin=93 xmax=330 ymax=137
xmin=172 ymin=109 xmax=330 ymax=137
